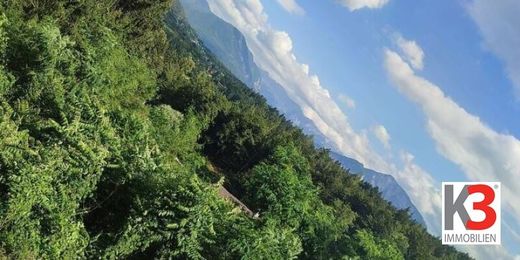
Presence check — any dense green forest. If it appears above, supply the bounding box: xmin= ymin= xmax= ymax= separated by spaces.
xmin=0 ymin=0 xmax=471 ymax=259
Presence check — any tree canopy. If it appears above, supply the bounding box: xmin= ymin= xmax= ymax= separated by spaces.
xmin=0 ymin=0 xmax=471 ymax=259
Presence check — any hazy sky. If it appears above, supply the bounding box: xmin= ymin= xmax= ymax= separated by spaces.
xmin=205 ymin=0 xmax=520 ymax=258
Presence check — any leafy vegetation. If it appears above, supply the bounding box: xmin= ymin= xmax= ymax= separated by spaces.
xmin=0 ymin=0 xmax=471 ymax=259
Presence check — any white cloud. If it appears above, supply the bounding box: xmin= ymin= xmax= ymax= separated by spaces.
xmin=207 ymin=0 xmax=390 ymax=173
xmin=338 ymin=94 xmax=356 ymax=109
xmin=396 ymin=35 xmax=424 ymax=70
xmin=384 ymin=46 xmax=520 ymax=259
xmin=372 ymin=125 xmax=391 ymax=149
xmin=395 ymin=151 xmax=442 ymax=233
xmin=276 ymin=0 xmax=305 ymax=15
xmin=467 ymin=0 xmax=520 ymax=97
xmin=338 ymin=0 xmax=389 ymax=11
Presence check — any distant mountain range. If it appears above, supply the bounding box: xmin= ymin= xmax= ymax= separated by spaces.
xmin=180 ymin=0 xmax=426 ymax=227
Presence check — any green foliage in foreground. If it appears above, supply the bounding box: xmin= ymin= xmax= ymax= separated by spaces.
xmin=0 ymin=0 xmax=471 ymax=259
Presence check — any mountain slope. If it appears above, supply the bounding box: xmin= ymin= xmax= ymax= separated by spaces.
xmin=180 ymin=0 xmax=426 ymax=227
xmin=180 ymin=0 xmax=260 ymax=88
xmin=330 ymin=152 xmax=426 ymax=226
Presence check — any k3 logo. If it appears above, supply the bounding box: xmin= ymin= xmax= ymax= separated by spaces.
xmin=442 ymin=182 xmax=500 ymax=245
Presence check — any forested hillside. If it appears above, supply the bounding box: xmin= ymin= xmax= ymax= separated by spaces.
xmin=0 ymin=0 xmax=470 ymax=259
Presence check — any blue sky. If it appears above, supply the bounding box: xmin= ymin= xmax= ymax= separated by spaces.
xmin=263 ymin=0 xmax=520 ymax=180
xmin=205 ymin=0 xmax=520 ymax=258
